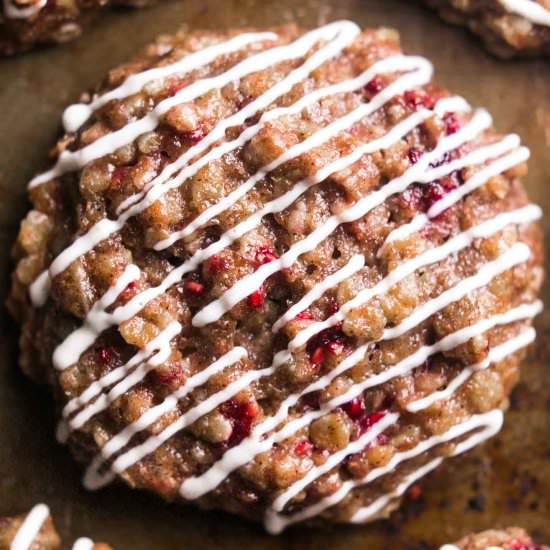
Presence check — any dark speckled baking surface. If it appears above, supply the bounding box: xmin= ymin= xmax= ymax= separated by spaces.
xmin=0 ymin=1 xmax=549 ymax=548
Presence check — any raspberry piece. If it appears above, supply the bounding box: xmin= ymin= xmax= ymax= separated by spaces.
xmin=221 ymin=400 xmax=257 ymax=446
xmin=365 ymin=76 xmax=385 ymax=95
xmin=342 ymin=396 xmax=366 ymax=420
xmin=167 ymin=79 xmax=189 ymax=97
xmin=97 ymin=346 xmax=115 ymax=363
xmin=293 ymin=440 xmax=314 ymax=456
xmin=408 ymin=484 xmax=422 ymax=500
xmin=295 ymin=310 xmax=314 ymax=321
xmin=111 ymin=166 xmax=129 ymax=188
xmin=152 ymin=363 xmax=185 ymax=387
xmin=307 ymin=326 xmax=350 ymax=366
xmin=255 ymin=245 xmax=278 ymax=266
xmin=184 ymin=280 xmax=205 ymax=295
xmin=248 ymin=289 xmax=265 ymax=309
xmin=180 ymin=128 xmax=204 ymax=145
xmin=206 ymin=255 xmax=228 ymax=275
xmin=119 ymin=279 xmax=138 ymax=301
xmin=408 ymin=147 xmax=423 ymax=165
xmin=358 ymin=410 xmax=386 ymax=435
xmin=443 ymin=112 xmax=461 ymax=135
xmin=310 ymin=346 xmax=324 ymax=367
xmin=404 ymin=90 xmax=435 ymax=111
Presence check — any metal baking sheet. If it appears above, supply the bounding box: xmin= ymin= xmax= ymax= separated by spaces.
xmin=0 ymin=1 xmax=549 ymax=548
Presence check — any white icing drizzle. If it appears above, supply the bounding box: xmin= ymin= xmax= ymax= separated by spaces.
xmin=190 ymin=106 xmax=492 ymax=327
xmin=28 ymin=21 xmax=361 ymax=189
xmin=82 ymin=347 xmax=247 ymax=489
xmin=352 ymin=457 xmax=442 ymax=525
xmin=499 ymin=0 xmax=550 ymax=26
xmin=53 ymin=263 xmax=140 ymax=370
xmin=348 ymin=410 xmax=504 ymax=526
xmin=8 ymin=504 xmax=99 ymax=550
xmin=10 ymin=504 xmax=49 ymax=550
xmin=272 ymin=411 xmax=400 ymax=512
xmin=178 ymin=298 xmax=541 ymax=503
xmin=379 ymin=134 xmax=521 ymax=253
xmin=63 ymin=320 xmax=181 ymax=435
xmin=3 ymin=0 xmax=46 ymax=19
xmin=407 ymin=326 xmax=536 ymax=413
xmin=62 ymin=32 xmax=277 ymax=134
xmin=153 ymin=57 xmax=436 ymax=251
xmin=29 ymin=53 xmax=433 ymax=310
xmin=289 ymin=204 xmax=541 ymax=351
xmin=41 ymin=65 xmax=446 ymax=372
xmin=266 ymin=409 xmax=503 ymax=533
xmin=26 ymin=23 xmax=543 ymax=530
xmin=272 ymin=254 xmax=365 ymax=333
xmin=29 ymin=20 xmax=367 ymax=307
xmin=72 ymin=538 xmax=95 ymax=550
xmin=427 ymin=146 xmax=530 ymax=219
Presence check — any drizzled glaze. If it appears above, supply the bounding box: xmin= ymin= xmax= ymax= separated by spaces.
xmin=10 ymin=504 xmax=49 ymax=550
xmin=499 ymin=0 xmax=550 ymax=26
xmin=8 ymin=503 xmax=100 ymax=550
xmin=27 ymin=21 xmax=542 ymax=531
xmin=2 ymin=0 xmax=46 ymax=19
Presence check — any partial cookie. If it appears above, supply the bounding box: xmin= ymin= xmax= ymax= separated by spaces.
xmin=8 ymin=21 xmax=543 ymax=532
xmin=0 ymin=0 xmax=157 ymax=55
xmin=443 ymin=527 xmax=549 ymax=550
xmin=0 ymin=504 xmax=110 ymax=550
xmin=424 ymin=0 xmax=550 ymax=58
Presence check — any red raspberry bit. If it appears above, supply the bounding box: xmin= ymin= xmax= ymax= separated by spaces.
xmin=98 ymin=346 xmax=115 ymax=363
xmin=510 ymin=541 xmax=536 ymax=550
xmin=221 ymin=399 xmax=258 ymax=446
xmin=306 ymin=326 xmax=349 ymax=366
xmin=119 ymin=279 xmax=138 ymax=302
xmin=293 ymin=440 xmax=314 ymax=456
xmin=184 ymin=280 xmax=205 ymax=295
xmin=248 ymin=289 xmax=265 ymax=309
xmin=443 ymin=112 xmax=461 ymax=135
xmin=404 ymin=90 xmax=435 ymax=111
xmin=207 ymin=255 xmax=228 ymax=275
xmin=342 ymin=396 xmax=366 ymax=421
xmin=310 ymin=346 xmax=325 ymax=368
xmin=295 ymin=310 xmax=314 ymax=321
xmin=423 ymin=175 xmax=460 ymax=212
xmin=358 ymin=410 xmax=387 ymax=435
xmin=111 ymin=166 xmax=129 ymax=188
xmin=408 ymin=484 xmax=422 ymax=500
xmin=408 ymin=147 xmax=423 ymax=165
xmin=180 ymin=127 xmax=204 ymax=145
xmin=152 ymin=363 xmax=185 ymax=387
xmin=365 ymin=76 xmax=385 ymax=95
xmin=255 ymin=245 xmax=278 ymax=266
xmin=326 ymin=340 xmax=345 ymax=354
xmin=125 ymin=281 xmax=137 ymax=292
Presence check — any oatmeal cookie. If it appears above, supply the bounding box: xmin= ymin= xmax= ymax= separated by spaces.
xmin=0 ymin=504 xmax=110 ymax=550
xmin=7 ymin=21 xmax=544 ymax=532
xmin=424 ymin=0 xmax=550 ymax=58
xmin=443 ymin=527 xmax=549 ymax=550
xmin=0 ymin=0 xmax=157 ymax=55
